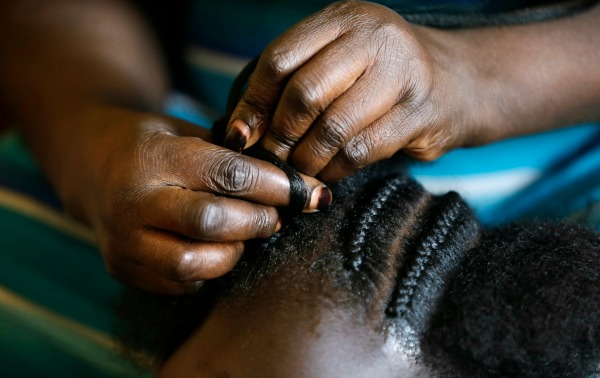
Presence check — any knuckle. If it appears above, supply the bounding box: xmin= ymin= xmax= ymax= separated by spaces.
xmin=166 ymin=251 xmax=197 ymax=282
xmin=253 ymin=207 xmax=275 ymax=238
xmin=318 ymin=112 xmax=354 ymax=149
xmin=287 ymin=75 xmax=326 ymax=113
xmin=405 ymin=126 xmax=449 ymax=162
xmin=408 ymin=147 xmax=444 ymax=162
xmin=263 ymin=46 xmax=295 ymax=78
xmin=195 ymin=200 xmax=227 ymax=238
xmin=343 ymin=138 xmax=374 ymax=168
xmin=209 ymin=155 xmax=258 ymax=194
xmin=372 ymin=19 xmax=402 ymax=39
xmin=267 ymin=127 xmax=298 ymax=152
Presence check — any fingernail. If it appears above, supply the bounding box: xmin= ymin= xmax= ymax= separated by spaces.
xmin=306 ymin=186 xmax=332 ymax=213
xmin=317 ymin=186 xmax=332 ymax=211
xmin=225 ymin=119 xmax=249 ymax=152
xmin=275 ymin=217 xmax=282 ymax=233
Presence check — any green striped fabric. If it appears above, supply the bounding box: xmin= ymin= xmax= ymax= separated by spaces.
xmin=0 ymin=130 xmax=138 ymax=377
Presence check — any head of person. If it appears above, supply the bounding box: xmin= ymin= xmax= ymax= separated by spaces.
xmin=116 ymin=158 xmax=600 ymax=377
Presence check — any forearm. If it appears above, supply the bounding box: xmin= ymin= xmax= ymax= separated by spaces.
xmin=0 ymin=0 xmax=168 ymax=210
xmin=428 ymin=3 xmax=600 ymax=145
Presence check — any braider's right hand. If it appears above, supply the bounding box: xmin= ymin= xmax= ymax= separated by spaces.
xmin=66 ymin=105 xmax=329 ymax=295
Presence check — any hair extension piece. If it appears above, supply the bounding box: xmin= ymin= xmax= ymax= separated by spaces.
xmin=243 ymin=146 xmax=308 ymax=222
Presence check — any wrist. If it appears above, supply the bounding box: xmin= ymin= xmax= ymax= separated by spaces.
xmin=427 ymin=4 xmax=600 ymax=147
xmin=413 ymin=25 xmax=490 ymax=150
xmin=39 ymin=102 xmax=108 ymax=224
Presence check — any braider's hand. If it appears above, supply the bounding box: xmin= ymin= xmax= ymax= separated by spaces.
xmin=224 ymin=0 xmax=477 ymax=182
xmin=69 ymin=106 xmax=328 ymax=295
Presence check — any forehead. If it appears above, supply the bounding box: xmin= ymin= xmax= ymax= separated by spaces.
xmin=159 ymin=239 xmax=436 ymax=377
xmin=160 ymin=296 xmax=425 ymax=378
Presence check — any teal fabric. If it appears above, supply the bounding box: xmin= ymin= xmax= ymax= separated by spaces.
xmin=408 ymin=124 xmax=600 ymax=226
xmin=187 ymin=67 xmax=236 ymax=116
xmin=0 ymin=131 xmax=132 ymax=377
xmin=0 ymin=132 xmax=61 ymax=207
xmin=0 ymin=308 xmax=135 ymax=378
xmin=0 ymin=208 xmax=118 ymax=333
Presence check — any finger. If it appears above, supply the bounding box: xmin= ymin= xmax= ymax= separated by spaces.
xmin=257 ymin=33 xmax=368 ymax=161
xmin=159 ymin=137 xmax=331 ymax=211
xmin=138 ymin=186 xmax=281 ymax=241
xmin=223 ymin=4 xmax=349 ymax=152
xmin=289 ymin=69 xmax=400 ymax=176
xmin=125 ymin=230 xmax=245 ymax=283
xmin=317 ymin=105 xmax=416 ymax=182
xmin=110 ymin=262 xmax=205 ymax=296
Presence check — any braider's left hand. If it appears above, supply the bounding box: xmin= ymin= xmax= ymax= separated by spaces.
xmin=224 ymin=0 xmax=477 ymax=182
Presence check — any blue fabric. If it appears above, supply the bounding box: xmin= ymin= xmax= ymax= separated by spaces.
xmin=164 ymin=92 xmax=216 ymax=128
xmin=408 ymin=124 xmax=600 ymax=226
xmin=184 ymin=0 xmax=600 ymax=227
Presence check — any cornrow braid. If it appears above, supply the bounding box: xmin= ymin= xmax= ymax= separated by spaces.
xmin=347 ymin=175 xmax=416 ymax=272
xmin=386 ymin=193 xmax=462 ymax=318
xmin=339 ymin=171 xmax=428 ymax=298
xmin=385 ymin=191 xmax=481 ymax=342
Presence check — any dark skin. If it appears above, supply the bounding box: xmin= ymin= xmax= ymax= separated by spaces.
xmin=141 ymin=166 xmax=600 ymax=377
xmin=1 ymin=0 xmax=599 ymax=294
xmin=157 ymin=223 xmax=424 ymax=378
xmin=159 ymin=295 xmax=420 ymax=378
xmin=156 ymin=220 xmax=600 ymax=378
xmin=0 ymin=0 xmax=328 ymax=295
xmin=225 ymin=0 xmax=600 ymax=181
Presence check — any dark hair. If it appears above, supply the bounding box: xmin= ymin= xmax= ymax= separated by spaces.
xmin=424 ymin=221 xmax=600 ymax=377
xmin=114 ymin=158 xmax=600 ymax=377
